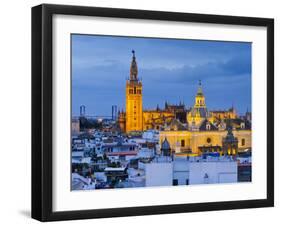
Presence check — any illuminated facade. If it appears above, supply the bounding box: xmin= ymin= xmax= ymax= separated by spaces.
xmin=160 ymin=82 xmax=251 ymax=155
xmin=143 ymin=110 xmax=174 ymax=131
xmin=211 ymin=108 xmax=237 ymax=120
xmin=159 ymin=129 xmax=251 ymax=155
xmin=119 ymin=50 xmax=251 ymax=156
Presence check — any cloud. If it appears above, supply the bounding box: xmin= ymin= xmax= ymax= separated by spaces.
xmin=140 ymin=54 xmax=251 ymax=85
xmin=71 ymin=35 xmax=251 ymax=115
xmin=221 ymin=54 xmax=251 ymax=75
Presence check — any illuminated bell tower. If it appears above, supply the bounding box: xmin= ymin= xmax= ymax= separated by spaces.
xmin=194 ymin=80 xmax=206 ymax=108
xmin=125 ymin=50 xmax=143 ymax=132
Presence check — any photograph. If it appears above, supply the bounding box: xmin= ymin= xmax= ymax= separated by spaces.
xmin=71 ymin=34 xmax=252 ymax=190
xmin=30 ymin=3 xmax=274 ymax=221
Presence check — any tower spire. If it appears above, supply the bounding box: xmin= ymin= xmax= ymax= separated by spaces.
xmin=130 ymin=50 xmax=138 ymax=81
xmin=197 ymin=80 xmax=203 ymax=96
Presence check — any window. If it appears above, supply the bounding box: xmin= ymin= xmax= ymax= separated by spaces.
xmin=241 ymin=138 xmax=245 ymax=146
xmin=206 ymin=123 xmax=211 ymax=130
xmin=181 ymin=139 xmax=185 ymax=147
xmin=134 ymin=87 xmax=136 ymax=94
xmin=207 ymin=137 xmax=211 ymax=143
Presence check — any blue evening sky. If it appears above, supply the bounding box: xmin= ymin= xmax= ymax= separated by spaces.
xmin=72 ymin=34 xmax=251 ymax=116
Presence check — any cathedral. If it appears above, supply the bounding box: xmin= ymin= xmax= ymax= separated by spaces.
xmin=186 ymin=81 xmax=238 ymax=131
xmin=118 ymin=51 xmax=251 ymax=155
xmin=160 ymin=77 xmax=251 ymax=155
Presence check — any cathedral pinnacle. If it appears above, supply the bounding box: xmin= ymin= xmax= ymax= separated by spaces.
xmin=130 ymin=50 xmax=138 ymax=81
xmin=197 ymin=80 xmax=203 ymax=96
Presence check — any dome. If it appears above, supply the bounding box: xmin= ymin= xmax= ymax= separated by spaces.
xmin=223 ymin=126 xmax=238 ymax=143
xmin=190 ymin=107 xmax=209 ymax=118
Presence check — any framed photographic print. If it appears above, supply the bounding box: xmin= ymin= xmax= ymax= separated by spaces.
xmin=32 ymin=4 xmax=274 ymax=221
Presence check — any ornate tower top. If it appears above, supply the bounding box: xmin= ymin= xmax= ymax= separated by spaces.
xmin=197 ymin=80 xmax=204 ymax=96
xmin=130 ymin=50 xmax=138 ymax=81
xmin=193 ymin=80 xmax=206 ymax=108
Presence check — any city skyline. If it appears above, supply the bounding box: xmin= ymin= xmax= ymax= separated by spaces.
xmin=72 ymin=34 xmax=251 ymax=116
xmin=71 ymin=34 xmax=252 ymax=190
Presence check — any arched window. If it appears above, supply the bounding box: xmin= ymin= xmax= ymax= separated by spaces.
xmin=241 ymin=138 xmax=245 ymax=146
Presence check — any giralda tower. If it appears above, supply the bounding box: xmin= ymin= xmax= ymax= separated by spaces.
xmin=125 ymin=50 xmax=143 ymax=132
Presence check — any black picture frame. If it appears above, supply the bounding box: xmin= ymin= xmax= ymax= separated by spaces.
xmin=32 ymin=4 xmax=274 ymax=222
